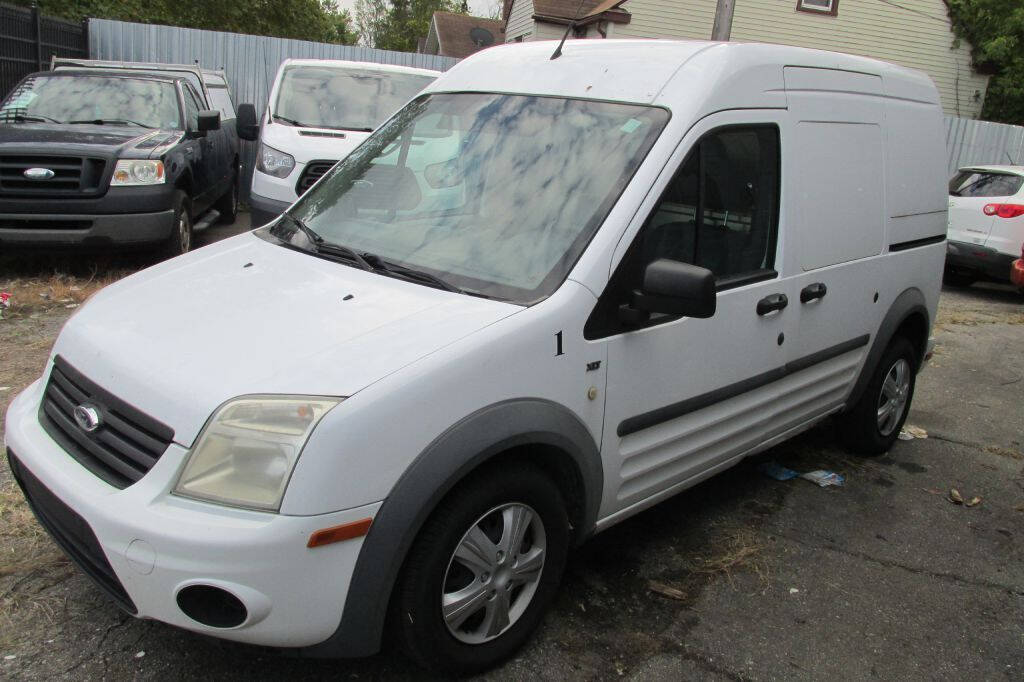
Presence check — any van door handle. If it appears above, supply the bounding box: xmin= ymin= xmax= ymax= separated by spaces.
xmin=800 ymin=282 xmax=827 ymax=303
xmin=756 ymin=293 xmax=788 ymax=316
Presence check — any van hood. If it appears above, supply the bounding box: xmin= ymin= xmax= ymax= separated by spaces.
xmin=260 ymin=121 xmax=368 ymax=164
xmin=52 ymin=233 xmax=520 ymax=446
xmin=0 ymin=122 xmax=179 ymax=159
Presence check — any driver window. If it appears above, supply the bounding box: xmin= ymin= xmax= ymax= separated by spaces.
xmin=641 ymin=125 xmax=780 ymax=280
xmin=182 ymin=86 xmax=201 ymax=130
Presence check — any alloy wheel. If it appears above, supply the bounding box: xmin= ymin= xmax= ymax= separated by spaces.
xmin=876 ymin=357 xmax=910 ymax=436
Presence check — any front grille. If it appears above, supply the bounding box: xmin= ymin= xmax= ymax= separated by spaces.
xmin=295 ymin=160 xmax=337 ymax=196
xmin=0 ymin=155 xmax=107 ymax=196
xmin=7 ymin=449 xmax=137 ymax=614
xmin=0 ymin=218 xmax=92 ymax=231
xmin=39 ymin=356 xmax=174 ymax=489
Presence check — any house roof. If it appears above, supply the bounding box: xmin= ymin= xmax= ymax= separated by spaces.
xmin=428 ymin=12 xmax=506 ymax=59
xmin=531 ymin=0 xmax=631 ymax=25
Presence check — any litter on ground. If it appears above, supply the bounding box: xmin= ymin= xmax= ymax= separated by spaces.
xmin=757 ymin=462 xmax=844 ymax=487
xmin=899 ymin=425 xmax=928 ymax=440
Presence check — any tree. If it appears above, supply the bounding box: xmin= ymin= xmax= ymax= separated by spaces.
xmin=946 ymin=0 xmax=1024 ymax=124
xmin=17 ymin=0 xmax=358 ymax=45
xmin=355 ymin=0 xmax=464 ymax=51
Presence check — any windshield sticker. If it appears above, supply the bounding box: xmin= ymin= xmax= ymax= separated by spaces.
xmin=620 ymin=118 xmax=643 ymax=134
xmin=4 ymin=91 xmax=37 ymax=110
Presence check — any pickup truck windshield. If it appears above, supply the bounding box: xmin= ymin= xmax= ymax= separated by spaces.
xmin=284 ymin=93 xmax=668 ymax=303
xmin=0 ymin=74 xmax=181 ymax=129
xmin=273 ymin=66 xmax=436 ymax=131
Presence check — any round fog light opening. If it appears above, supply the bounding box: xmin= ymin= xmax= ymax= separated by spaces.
xmin=176 ymin=585 xmax=247 ymax=628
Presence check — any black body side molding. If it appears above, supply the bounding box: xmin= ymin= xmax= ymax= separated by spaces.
xmin=618 ymin=334 xmax=870 ymax=437
xmin=889 ymin=234 xmax=946 ymax=252
xmin=298 ymin=399 xmax=603 ymax=659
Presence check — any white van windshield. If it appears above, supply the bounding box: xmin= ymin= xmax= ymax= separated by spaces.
xmin=273 ymin=65 xmax=436 ymax=131
xmin=276 ymin=93 xmax=668 ymax=303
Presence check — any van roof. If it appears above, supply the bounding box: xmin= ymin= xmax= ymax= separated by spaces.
xmin=427 ymin=39 xmax=939 ymax=111
xmin=278 ymin=59 xmax=441 ymax=78
xmin=957 ymin=165 xmax=1024 ymax=176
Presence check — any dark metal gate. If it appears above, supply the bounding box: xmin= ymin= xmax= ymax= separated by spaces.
xmin=0 ymin=3 xmax=88 ymax=98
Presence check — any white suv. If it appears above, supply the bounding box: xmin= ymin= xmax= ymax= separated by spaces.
xmin=4 ymin=40 xmax=946 ymax=673
xmin=946 ymin=165 xmax=1024 ymax=287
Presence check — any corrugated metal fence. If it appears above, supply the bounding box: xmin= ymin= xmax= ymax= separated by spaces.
xmin=945 ymin=116 xmax=1024 ymax=174
xmin=89 ymin=18 xmax=458 ymax=200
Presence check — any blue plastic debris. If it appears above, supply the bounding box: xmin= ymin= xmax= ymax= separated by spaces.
xmin=757 ymin=461 xmax=799 ymax=481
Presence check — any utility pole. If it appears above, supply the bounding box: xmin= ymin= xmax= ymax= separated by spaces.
xmin=711 ymin=0 xmax=735 ymax=41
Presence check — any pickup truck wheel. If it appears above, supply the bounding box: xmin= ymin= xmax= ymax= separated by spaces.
xmin=839 ymin=336 xmax=918 ymax=455
xmin=158 ymin=192 xmax=192 ymax=260
xmin=215 ymin=172 xmax=238 ymax=225
xmin=393 ymin=464 xmax=568 ymax=674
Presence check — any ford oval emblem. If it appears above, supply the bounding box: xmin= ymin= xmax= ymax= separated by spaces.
xmin=23 ymin=167 xmax=55 ymax=180
xmin=73 ymin=404 xmax=102 ymax=433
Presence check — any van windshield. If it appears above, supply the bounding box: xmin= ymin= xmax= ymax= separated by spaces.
xmin=278 ymin=93 xmax=668 ymax=303
xmin=273 ymin=66 xmax=436 ymax=131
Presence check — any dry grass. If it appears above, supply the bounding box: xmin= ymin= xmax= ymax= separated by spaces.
xmin=0 ymin=270 xmax=127 ymax=319
xmin=688 ymin=526 xmax=770 ymax=588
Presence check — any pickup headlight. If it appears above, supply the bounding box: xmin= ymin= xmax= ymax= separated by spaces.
xmin=111 ymin=160 xmax=165 ymax=186
xmin=257 ymin=142 xmax=295 ymax=178
xmin=174 ymin=396 xmax=341 ymax=511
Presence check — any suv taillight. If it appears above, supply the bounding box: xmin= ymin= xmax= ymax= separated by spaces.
xmin=982 ymin=203 xmax=1024 ymax=218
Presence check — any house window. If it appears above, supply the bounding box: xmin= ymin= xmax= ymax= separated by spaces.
xmin=796 ymin=0 xmax=838 ymax=16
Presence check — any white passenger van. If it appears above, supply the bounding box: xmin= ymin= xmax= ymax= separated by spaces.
xmin=248 ymin=59 xmax=439 ymax=226
xmin=5 ymin=41 xmax=946 ymax=673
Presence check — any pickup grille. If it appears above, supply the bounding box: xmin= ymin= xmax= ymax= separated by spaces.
xmin=38 ymin=356 xmax=174 ymax=489
xmin=295 ymin=160 xmax=336 ymax=195
xmin=0 ymin=155 xmax=107 ymax=196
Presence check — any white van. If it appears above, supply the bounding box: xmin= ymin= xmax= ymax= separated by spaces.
xmin=5 ymin=41 xmax=946 ymax=674
xmin=249 ymin=59 xmax=439 ymax=226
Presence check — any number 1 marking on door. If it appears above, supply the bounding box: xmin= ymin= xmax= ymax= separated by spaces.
xmin=555 ymin=330 xmax=564 ymax=356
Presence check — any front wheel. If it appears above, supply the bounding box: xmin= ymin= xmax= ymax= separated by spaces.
xmin=839 ymin=336 xmax=918 ymax=455
xmin=393 ymin=464 xmax=569 ymax=674
xmin=157 ymin=191 xmax=192 ymax=260
xmin=215 ymin=171 xmax=238 ymax=225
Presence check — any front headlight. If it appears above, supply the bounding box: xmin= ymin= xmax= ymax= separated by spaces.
xmin=111 ymin=160 xmax=165 ymax=186
xmin=174 ymin=396 xmax=341 ymax=511
xmin=257 ymin=142 xmax=295 ymax=178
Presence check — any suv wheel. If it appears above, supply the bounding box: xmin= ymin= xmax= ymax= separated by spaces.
xmin=158 ymin=191 xmax=192 ymax=260
xmin=840 ymin=336 xmax=918 ymax=455
xmin=216 ymin=170 xmax=238 ymax=225
xmin=943 ymin=268 xmax=975 ymax=288
xmin=393 ymin=464 xmax=569 ymax=674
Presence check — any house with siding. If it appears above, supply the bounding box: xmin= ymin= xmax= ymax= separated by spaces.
xmin=501 ymin=0 xmax=989 ymax=118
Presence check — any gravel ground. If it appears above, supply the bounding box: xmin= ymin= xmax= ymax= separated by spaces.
xmin=1 ymin=226 xmax=1021 ymax=680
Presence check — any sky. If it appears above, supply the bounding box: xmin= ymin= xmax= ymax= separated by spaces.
xmin=335 ymin=0 xmax=502 ymax=20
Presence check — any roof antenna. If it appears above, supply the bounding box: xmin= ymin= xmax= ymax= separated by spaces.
xmin=550 ymin=0 xmax=588 ymax=60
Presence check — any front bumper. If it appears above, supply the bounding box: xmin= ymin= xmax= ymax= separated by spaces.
xmin=4 ymin=379 xmax=380 ymax=648
xmin=248 ymin=191 xmax=290 ymax=229
xmin=945 ymin=240 xmax=1017 ymax=282
xmin=0 ymin=210 xmax=175 ymax=247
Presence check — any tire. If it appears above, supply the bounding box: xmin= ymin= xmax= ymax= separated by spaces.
xmin=157 ymin=191 xmax=192 ymax=260
xmin=839 ymin=336 xmax=918 ymax=455
xmin=943 ymin=268 xmax=975 ymax=288
xmin=215 ymin=170 xmax=238 ymax=225
xmin=393 ymin=464 xmax=569 ymax=674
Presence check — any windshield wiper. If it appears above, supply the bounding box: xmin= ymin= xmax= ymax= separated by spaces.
xmin=317 ymin=241 xmax=373 ymax=271
xmin=68 ymin=118 xmax=154 ymax=128
xmin=272 ymin=114 xmax=310 ymax=127
xmin=361 ymin=253 xmax=464 ymax=293
xmin=333 ymin=126 xmax=374 ymax=132
xmin=278 ymin=211 xmax=324 ymax=245
xmin=2 ymin=113 xmax=62 ymax=123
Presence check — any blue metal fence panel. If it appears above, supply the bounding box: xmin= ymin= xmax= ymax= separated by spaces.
xmin=88 ymin=18 xmax=458 ymax=201
xmin=945 ymin=115 xmax=1024 ymax=175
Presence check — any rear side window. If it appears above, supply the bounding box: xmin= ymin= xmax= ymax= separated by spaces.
xmin=207 ymin=87 xmax=235 ymax=120
xmin=949 ymin=171 xmax=1023 ymax=197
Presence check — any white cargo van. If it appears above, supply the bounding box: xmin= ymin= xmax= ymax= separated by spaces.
xmin=248 ymin=59 xmax=439 ymax=226
xmin=5 ymin=40 xmax=946 ymax=673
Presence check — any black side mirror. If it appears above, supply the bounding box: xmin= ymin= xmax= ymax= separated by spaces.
xmin=236 ymin=103 xmax=258 ymax=141
xmin=197 ymin=110 xmax=220 ymax=134
xmin=620 ymin=259 xmax=716 ymax=324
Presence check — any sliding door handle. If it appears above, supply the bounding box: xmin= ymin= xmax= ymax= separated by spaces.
xmin=800 ymin=282 xmax=827 ymax=303
xmin=756 ymin=293 xmax=788 ymax=316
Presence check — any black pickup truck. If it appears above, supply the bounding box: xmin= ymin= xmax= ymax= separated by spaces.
xmin=0 ymin=61 xmax=258 ymax=258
